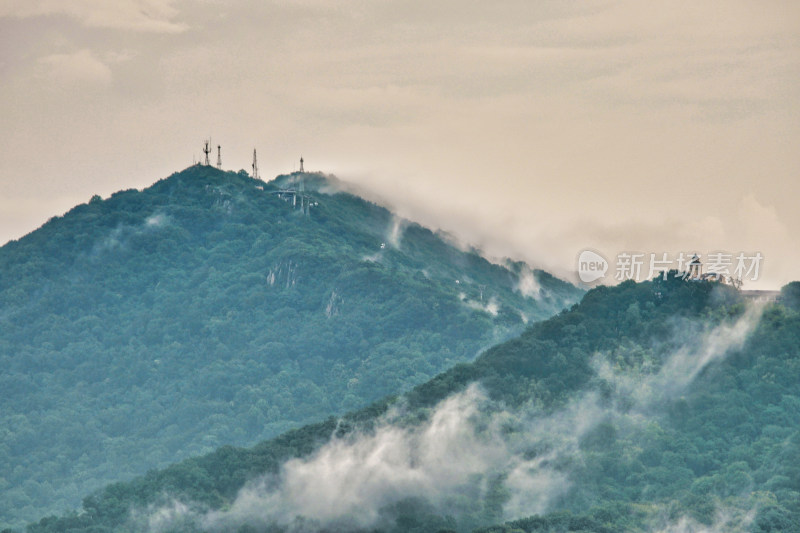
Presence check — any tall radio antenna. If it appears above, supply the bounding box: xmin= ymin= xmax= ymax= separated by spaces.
xmin=252 ymin=149 xmax=259 ymax=179
xmin=202 ymin=139 xmax=212 ymax=166
xmin=216 ymin=145 xmax=222 ymax=168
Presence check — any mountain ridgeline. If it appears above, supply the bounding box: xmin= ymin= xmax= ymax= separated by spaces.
xmin=23 ymin=278 xmax=800 ymax=532
xmin=0 ymin=165 xmax=580 ymax=529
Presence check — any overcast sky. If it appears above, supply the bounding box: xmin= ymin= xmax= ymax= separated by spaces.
xmin=1 ymin=0 xmax=798 ymax=288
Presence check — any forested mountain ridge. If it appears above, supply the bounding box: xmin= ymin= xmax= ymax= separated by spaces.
xmin=0 ymin=165 xmax=581 ymax=529
xmin=24 ymin=279 xmax=800 ymax=532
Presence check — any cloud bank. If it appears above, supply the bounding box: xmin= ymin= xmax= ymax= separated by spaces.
xmin=2 ymin=0 xmax=798 ymax=291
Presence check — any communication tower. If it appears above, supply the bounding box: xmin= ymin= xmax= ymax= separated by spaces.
xmin=202 ymin=140 xmax=212 ymax=166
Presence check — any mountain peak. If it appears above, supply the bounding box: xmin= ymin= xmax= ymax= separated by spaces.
xmin=0 ymin=165 xmax=581 ymax=529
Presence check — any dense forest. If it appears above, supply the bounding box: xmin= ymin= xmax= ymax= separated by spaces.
xmin=21 ymin=278 xmax=800 ymax=532
xmin=0 ymin=166 xmax=580 ymax=529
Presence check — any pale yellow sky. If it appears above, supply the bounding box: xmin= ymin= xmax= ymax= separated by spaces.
xmin=1 ymin=0 xmax=798 ymax=288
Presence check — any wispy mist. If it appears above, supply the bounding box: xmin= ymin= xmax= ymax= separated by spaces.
xmin=93 ymin=211 xmax=170 ymax=254
xmin=141 ymin=302 xmax=765 ymax=532
xmin=203 ymin=386 xmax=502 ymax=530
xmin=650 ymin=506 xmax=756 ymax=533
xmin=513 ymin=265 xmax=541 ymax=300
xmin=595 ymin=302 xmax=765 ymax=409
xmin=386 ymin=216 xmax=406 ymax=249
xmin=459 ymin=292 xmax=500 ymax=316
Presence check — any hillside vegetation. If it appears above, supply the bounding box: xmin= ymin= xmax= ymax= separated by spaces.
xmin=0 ymin=166 xmax=580 ymax=529
xmin=24 ymin=279 xmax=800 ymax=532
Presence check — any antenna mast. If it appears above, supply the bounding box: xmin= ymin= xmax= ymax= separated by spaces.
xmin=216 ymin=145 xmax=222 ymax=168
xmin=299 ymin=156 xmax=304 ymax=173
xmin=202 ymin=139 xmax=212 ymax=166
xmin=252 ymin=149 xmax=259 ymax=179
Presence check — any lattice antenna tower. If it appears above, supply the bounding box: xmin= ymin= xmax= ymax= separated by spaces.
xmin=202 ymin=139 xmax=212 ymax=166
xmin=216 ymin=145 xmax=222 ymax=168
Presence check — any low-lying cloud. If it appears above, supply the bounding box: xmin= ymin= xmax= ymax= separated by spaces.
xmin=514 ymin=265 xmax=542 ymax=299
xmin=93 ymin=211 xmax=170 ymax=254
xmin=595 ymin=302 xmax=765 ymax=409
xmin=142 ymin=302 xmax=765 ymax=532
xmin=386 ymin=216 xmax=406 ymax=249
xmin=459 ymin=292 xmax=500 ymax=316
xmin=651 ymin=506 xmax=757 ymax=533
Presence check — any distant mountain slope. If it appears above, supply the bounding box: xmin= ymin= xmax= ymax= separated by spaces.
xmin=0 ymin=165 xmax=580 ymax=529
xmin=24 ymin=278 xmax=800 ymax=532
